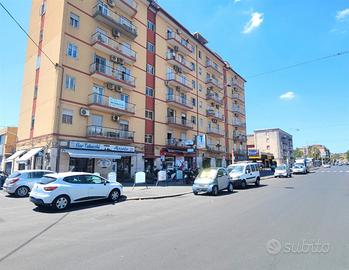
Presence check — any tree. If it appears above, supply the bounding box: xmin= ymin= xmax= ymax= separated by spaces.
xmin=308 ymin=146 xmax=321 ymax=160
xmin=346 ymin=150 xmax=349 ymax=161
xmin=294 ymin=148 xmax=304 ymax=159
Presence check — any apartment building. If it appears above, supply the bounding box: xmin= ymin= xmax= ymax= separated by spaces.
xmin=15 ymin=0 xmax=247 ymax=180
xmin=0 ymin=127 xmax=18 ymax=173
xmin=252 ymin=129 xmax=294 ymax=165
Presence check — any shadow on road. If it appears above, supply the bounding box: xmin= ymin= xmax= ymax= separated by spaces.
xmin=196 ymin=190 xmax=238 ymax=197
xmin=32 ymin=196 xmax=127 ymax=214
xmin=234 ymin=184 xmax=268 ymax=190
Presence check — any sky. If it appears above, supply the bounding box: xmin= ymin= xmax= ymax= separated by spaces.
xmin=0 ymin=0 xmax=348 ymax=153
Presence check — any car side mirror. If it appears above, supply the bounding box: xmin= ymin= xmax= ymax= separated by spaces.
xmin=246 ymin=169 xmax=251 ymax=174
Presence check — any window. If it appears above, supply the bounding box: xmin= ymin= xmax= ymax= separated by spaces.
xmin=146 ymin=64 xmax=154 ymax=75
xmin=198 ymin=84 xmax=202 ymax=92
xmin=67 ymin=43 xmax=78 ymax=58
xmin=199 ymin=101 xmax=202 ymax=108
xmin=191 ymin=62 xmax=195 ymax=71
xmin=146 ymin=87 xmax=154 ymax=97
xmin=147 ymin=20 xmax=155 ymax=31
xmin=199 ymin=67 xmax=202 ymax=75
xmin=191 ymin=116 xmax=196 ymax=124
xmin=63 ymin=175 xmax=86 ymax=184
xmin=145 ymin=110 xmax=153 ymax=120
xmin=65 ymin=75 xmax=76 ymax=90
xmin=35 ymin=56 xmax=41 ymax=70
xmin=147 ymin=42 xmax=155 ymax=53
xmin=70 ymin=13 xmax=80 ymax=28
xmin=192 ymin=80 xmax=196 ymax=89
xmin=85 ymin=175 xmax=104 ymax=184
xmin=145 ymin=134 xmax=153 ymax=144
xmin=62 ymin=109 xmax=73 ymax=124
xmin=39 ymin=30 xmax=44 ymax=42
xmin=39 ymin=2 xmax=46 ymax=16
xmin=34 ymin=86 xmax=38 ymax=99
xmin=198 ymin=50 xmax=202 ymax=59
xmin=192 ymin=98 xmax=196 ymax=107
xmin=31 ymin=116 xmax=35 ymax=129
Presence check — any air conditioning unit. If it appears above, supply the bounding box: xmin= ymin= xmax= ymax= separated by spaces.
xmin=110 ymin=55 xmax=118 ymax=63
xmin=106 ymin=82 xmax=116 ymax=90
xmin=112 ymin=29 xmax=120 ymax=38
xmin=107 ymin=0 xmax=116 ymax=7
xmin=115 ymin=85 xmax=123 ymax=92
xmin=80 ymin=108 xmax=90 ymax=117
xmin=174 ymin=46 xmax=179 ymax=52
xmin=116 ymin=58 xmax=124 ymax=65
xmin=111 ymin=115 xmax=120 ymax=122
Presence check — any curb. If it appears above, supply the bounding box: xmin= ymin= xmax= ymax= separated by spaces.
xmin=126 ymin=191 xmax=193 ymax=201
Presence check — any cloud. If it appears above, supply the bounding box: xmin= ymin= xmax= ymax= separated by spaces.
xmin=280 ymin=92 xmax=296 ymax=101
xmin=242 ymin=12 xmax=264 ymax=34
xmin=336 ymin=8 xmax=349 ymax=21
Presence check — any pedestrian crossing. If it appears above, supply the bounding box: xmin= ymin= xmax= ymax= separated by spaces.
xmin=318 ymin=170 xmax=349 ymax=173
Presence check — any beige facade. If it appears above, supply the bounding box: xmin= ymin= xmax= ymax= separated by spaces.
xmin=0 ymin=127 xmax=18 ymax=173
xmin=16 ymin=0 xmax=247 ymax=180
xmin=252 ymin=129 xmax=294 ymax=165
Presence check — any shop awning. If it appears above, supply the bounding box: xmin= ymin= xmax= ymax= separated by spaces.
xmin=17 ymin=148 xmax=43 ymax=163
xmin=63 ymin=149 xmax=121 ymax=159
xmin=6 ymin=150 xmax=27 ymax=162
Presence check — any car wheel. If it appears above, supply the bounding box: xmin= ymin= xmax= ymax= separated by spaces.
xmin=193 ymin=191 xmax=198 ymax=195
xmin=109 ymin=189 xmax=120 ymax=202
xmin=15 ymin=186 xmax=30 ymax=197
xmin=212 ymin=185 xmax=219 ymax=196
xmin=241 ymin=180 xmax=247 ymax=189
xmin=227 ymin=182 xmax=234 ymax=193
xmin=53 ymin=195 xmax=70 ymax=211
xmin=255 ymin=178 xmax=260 ymax=187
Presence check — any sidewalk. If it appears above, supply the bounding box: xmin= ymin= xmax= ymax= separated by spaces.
xmin=123 ymin=175 xmax=274 ymax=201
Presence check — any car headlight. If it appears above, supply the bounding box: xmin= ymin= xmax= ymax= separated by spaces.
xmin=233 ymin=176 xmax=240 ymax=180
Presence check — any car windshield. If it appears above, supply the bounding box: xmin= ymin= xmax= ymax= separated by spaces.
xmin=276 ymin=166 xmax=286 ymax=170
xmin=38 ymin=176 xmax=57 ymax=184
xmin=227 ymin=165 xmax=244 ymax=173
xmin=196 ymin=169 xmax=217 ymax=180
xmin=294 ymin=165 xmax=303 ymax=168
xmin=8 ymin=172 xmax=21 ymax=178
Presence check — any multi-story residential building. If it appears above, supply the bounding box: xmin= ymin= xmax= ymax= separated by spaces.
xmin=251 ymin=128 xmax=294 ymax=166
xmin=15 ymin=0 xmax=247 ymax=180
xmin=0 ymin=127 xmax=18 ymax=173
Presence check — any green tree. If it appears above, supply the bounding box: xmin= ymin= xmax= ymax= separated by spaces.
xmin=308 ymin=146 xmax=321 ymax=160
xmin=346 ymin=150 xmax=349 ymax=161
xmin=294 ymin=148 xmax=304 ymax=159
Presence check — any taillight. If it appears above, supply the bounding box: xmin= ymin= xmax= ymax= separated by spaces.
xmin=44 ymin=186 xmax=58 ymax=191
xmin=9 ymin=178 xmax=20 ymax=184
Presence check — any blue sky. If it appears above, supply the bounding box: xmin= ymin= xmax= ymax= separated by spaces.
xmin=0 ymin=0 xmax=348 ymax=153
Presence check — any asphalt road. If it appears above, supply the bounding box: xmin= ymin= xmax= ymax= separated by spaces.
xmin=0 ymin=167 xmax=348 ymax=270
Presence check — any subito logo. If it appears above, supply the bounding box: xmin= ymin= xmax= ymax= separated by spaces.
xmin=266 ymin=239 xmax=282 ymax=255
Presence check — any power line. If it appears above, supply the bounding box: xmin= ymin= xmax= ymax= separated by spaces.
xmin=247 ymin=50 xmax=349 ymax=79
xmin=0 ymin=2 xmax=57 ymax=67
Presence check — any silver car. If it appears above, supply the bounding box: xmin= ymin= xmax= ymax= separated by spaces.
xmin=3 ymin=170 xmax=53 ymax=197
xmin=192 ymin=167 xmax=233 ymax=196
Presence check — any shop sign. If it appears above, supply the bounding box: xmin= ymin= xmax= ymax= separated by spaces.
xmin=248 ymin=149 xmax=259 ymax=157
xmin=187 ymin=148 xmax=195 ymax=153
xmin=69 ymin=141 xmax=135 ymax=153
xmin=184 ymin=139 xmax=194 ymax=146
xmin=109 ymin=97 xmax=126 ymax=110
xmin=97 ymin=159 xmax=112 ymax=168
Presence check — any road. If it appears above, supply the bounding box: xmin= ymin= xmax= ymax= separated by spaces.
xmin=0 ymin=167 xmax=348 ymax=270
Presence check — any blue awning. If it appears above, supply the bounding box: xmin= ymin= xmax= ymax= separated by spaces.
xmin=63 ymin=149 xmax=121 ymax=159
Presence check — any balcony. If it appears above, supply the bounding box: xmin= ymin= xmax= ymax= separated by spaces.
xmin=206 ymin=77 xmax=223 ymax=91
xmin=87 ymin=125 xmax=134 ymax=143
xmin=114 ymin=0 xmax=138 ymax=17
xmin=206 ymin=108 xmax=224 ymax=122
xmin=233 ymin=131 xmax=247 ymax=142
xmin=207 ymin=127 xmax=225 ymax=137
xmin=88 ymin=93 xmax=135 ymax=115
xmin=165 ymin=72 xmax=193 ymax=92
xmin=92 ymin=1 xmax=137 ymax=40
xmin=166 ymin=52 xmax=194 ymax=73
xmin=232 ymin=119 xmax=246 ymax=127
xmin=90 ymin=63 xmax=135 ymax=90
xmin=91 ymin=32 xmax=136 ymax=64
xmin=206 ymin=59 xmax=222 ymax=75
xmin=167 ymin=117 xmax=193 ymax=130
xmin=166 ymin=138 xmax=190 ymax=149
xmin=231 ymin=81 xmax=244 ymax=90
xmin=166 ymin=32 xmax=194 ymax=55
xmin=206 ymin=92 xmax=223 ymax=105
xmin=232 ymin=93 xmax=245 ymax=102
xmin=207 ymin=144 xmax=225 ymax=153
xmin=232 ymin=106 xmax=245 ymax=115
xmin=166 ymin=95 xmax=193 ymax=110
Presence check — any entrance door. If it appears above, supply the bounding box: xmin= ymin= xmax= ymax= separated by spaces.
xmin=117 ymin=157 xmax=131 ymax=181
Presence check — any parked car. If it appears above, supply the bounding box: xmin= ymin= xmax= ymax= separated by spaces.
xmin=0 ymin=171 xmax=8 ymax=188
xmin=192 ymin=167 xmax=233 ymax=196
xmin=29 ymin=172 xmax=123 ymax=210
xmin=226 ymin=162 xmax=261 ymax=188
xmin=292 ymin=164 xmax=307 ymax=174
xmin=323 ymin=164 xmax=331 ymax=168
xmin=3 ymin=170 xmax=53 ymax=197
xmin=274 ymin=165 xmax=292 ymax=178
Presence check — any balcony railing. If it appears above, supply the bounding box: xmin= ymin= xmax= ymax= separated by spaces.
xmin=206 ymin=109 xmax=224 ymax=121
xmin=166 ymin=52 xmax=194 ymax=72
xmin=166 ymin=95 xmax=193 ymax=109
xmin=87 ymin=125 xmax=134 ymax=141
xmin=232 ymin=119 xmax=246 ymax=127
xmin=88 ymin=93 xmax=135 ymax=114
xmin=206 ymin=59 xmax=222 ymax=74
xmin=167 ymin=138 xmax=189 ymax=148
xmin=206 ymin=92 xmax=223 ymax=105
xmin=166 ymin=72 xmax=192 ymax=91
xmin=206 ymin=77 xmax=223 ymax=90
xmin=233 ymin=132 xmax=247 ymax=142
xmin=90 ymin=62 xmax=135 ymax=87
xmin=93 ymin=1 xmax=137 ymax=39
xmin=91 ymin=32 xmax=136 ymax=61
xmin=232 ymin=106 xmax=245 ymax=115
xmin=207 ymin=127 xmax=225 ymax=136
xmin=166 ymin=32 xmax=194 ymax=53
xmin=167 ymin=117 xmax=193 ymax=129
xmin=207 ymin=144 xmax=225 ymax=153
xmin=232 ymin=93 xmax=245 ymax=102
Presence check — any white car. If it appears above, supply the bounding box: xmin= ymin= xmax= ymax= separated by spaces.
xmin=274 ymin=165 xmax=292 ymax=178
xmin=292 ymin=164 xmax=307 ymax=174
xmin=29 ymin=172 xmax=123 ymax=210
xmin=3 ymin=170 xmax=53 ymax=197
xmin=226 ymin=162 xmax=261 ymax=188
xmin=323 ymin=164 xmax=331 ymax=168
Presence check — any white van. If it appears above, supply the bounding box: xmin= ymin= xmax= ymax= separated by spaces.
xmin=226 ymin=162 xmax=261 ymax=188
